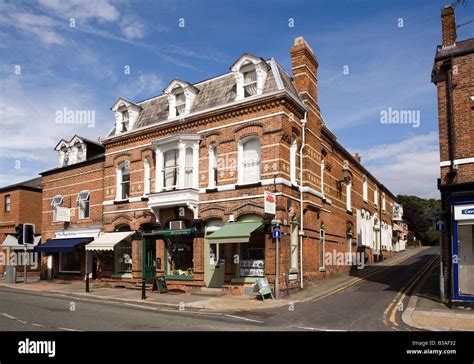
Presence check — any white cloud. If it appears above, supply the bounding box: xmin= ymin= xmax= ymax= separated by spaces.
xmin=120 ymin=14 xmax=146 ymax=40
xmin=353 ymin=132 xmax=440 ymax=198
xmin=9 ymin=12 xmax=65 ymax=45
xmin=0 ymin=75 xmax=110 ymax=166
xmin=38 ymin=0 xmax=120 ymax=22
xmin=118 ymin=72 xmax=163 ymax=100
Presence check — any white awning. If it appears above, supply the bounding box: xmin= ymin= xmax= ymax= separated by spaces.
xmin=2 ymin=235 xmax=41 ymax=250
xmin=85 ymin=232 xmax=133 ymax=251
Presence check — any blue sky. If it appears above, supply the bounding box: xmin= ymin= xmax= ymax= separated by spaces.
xmin=0 ymin=0 xmax=473 ymax=197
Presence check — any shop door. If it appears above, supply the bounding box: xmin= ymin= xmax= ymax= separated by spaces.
xmin=206 ymin=243 xmax=225 ymax=288
xmin=458 ymin=224 xmax=474 ymax=295
xmin=142 ymin=237 xmax=156 ymax=284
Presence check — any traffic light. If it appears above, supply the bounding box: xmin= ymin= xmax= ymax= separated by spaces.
xmin=15 ymin=223 xmax=35 ymax=244
xmin=16 ymin=224 xmax=23 ymax=245
xmin=23 ymin=224 xmax=35 ymax=245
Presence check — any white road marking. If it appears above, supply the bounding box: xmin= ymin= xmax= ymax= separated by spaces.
xmin=224 ymin=314 xmax=264 ymax=324
xmin=1 ymin=313 xmax=18 ymax=320
xmin=57 ymin=327 xmax=78 ymax=331
xmin=159 ymin=308 xmax=223 ymax=316
xmin=32 ymin=323 xmax=46 ymax=327
xmin=123 ymin=303 xmax=158 ymax=310
xmin=17 ymin=320 xmax=28 ymax=324
xmin=298 ymin=326 xmax=347 ymax=332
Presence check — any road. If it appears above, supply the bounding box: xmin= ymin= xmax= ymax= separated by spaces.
xmin=0 ymin=247 xmax=438 ymax=331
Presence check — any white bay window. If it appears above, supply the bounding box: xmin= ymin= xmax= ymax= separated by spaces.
xmin=153 ymin=134 xmax=200 ymax=192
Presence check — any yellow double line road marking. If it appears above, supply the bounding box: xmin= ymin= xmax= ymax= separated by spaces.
xmin=383 ymin=255 xmax=438 ymax=328
xmin=310 ymin=248 xmax=425 ymax=303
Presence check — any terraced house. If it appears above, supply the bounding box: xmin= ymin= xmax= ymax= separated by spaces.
xmin=35 ymin=37 xmax=405 ymax=296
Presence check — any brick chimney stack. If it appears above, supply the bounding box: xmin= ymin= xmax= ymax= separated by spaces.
xmin=290 ymin=36 xmax=319 ymax=105
xmin=354 ymin=153 xmax=361 ymax=163
xmin=441 ymin=5 xmax=457 ymax=48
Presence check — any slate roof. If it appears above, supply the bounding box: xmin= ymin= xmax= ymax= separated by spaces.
xmin=109 ymin=59 xmax=303 ymax=135
xmin=435 ymin=38 xmax=474 ymax=60
xmin=0 ymin=177 xmax=42 ymax=191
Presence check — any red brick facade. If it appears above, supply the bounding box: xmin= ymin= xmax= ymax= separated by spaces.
xmin=0 ymin=179 xmax=42 ymax=275
xmin=432 ymin=5 xmax=474 ymax=303
xmin=35 ymin=37 xmax=403 ymax=296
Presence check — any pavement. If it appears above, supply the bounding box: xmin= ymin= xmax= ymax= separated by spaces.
xmin=402 ymin=257 xmax=474 ymax=331
xmin=0 ymin=246 xmax=445 ymax=331
xmin=0 ymin=247 xmax=425 ymax=313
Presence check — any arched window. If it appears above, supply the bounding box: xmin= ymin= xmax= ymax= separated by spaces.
xmin=346 ymin=177 xmax=352 ymax=212
xmin=374 ymin=187 xmax=379 ymax=207
xmin=241 ymin=63 xmax=257 ymax=97
xmin=174 ymin=87 xmax=186 ymax=116
xmin=121 ymin=109 xmax=129 ymax=132
xmin=239 ymin=137 xmax=261 ymax=184
xmin=144 ymin=159 xmax=151 ymax=194
xmin=382 ymin=192 xmax=386 ymax=211
xmin=185 ymin=147 xmax=194 ymax=187
xmin=76 ymin=144 xmax=84 ymax=162
xmin=290 ymin=139 xmax=297 ymax=185
xmin=116 ymin=163 xmax=130 ymax=200
xmin=362 ymin=175 xmax=368 ymax=202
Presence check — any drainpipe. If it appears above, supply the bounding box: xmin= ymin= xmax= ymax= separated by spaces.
xmin=299 ymin=112 xmax=307 ymax=289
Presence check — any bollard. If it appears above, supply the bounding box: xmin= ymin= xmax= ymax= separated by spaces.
xmin=85 ymin=274 xmax=90 ymax=293
xmin=141 ymin=279 xmax=146 ymax=300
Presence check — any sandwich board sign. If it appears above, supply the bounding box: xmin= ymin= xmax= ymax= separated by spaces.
xmin=250 ymin=277 xmax=274 ymax=300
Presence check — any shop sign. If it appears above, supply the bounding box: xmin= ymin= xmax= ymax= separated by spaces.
xmin=454 ymin=204 xmax=474 ymax=221
xmin=55 ymin=207 xmax=71 ymax=222
xmin=264 ymin=192 xmax=276 ymax=215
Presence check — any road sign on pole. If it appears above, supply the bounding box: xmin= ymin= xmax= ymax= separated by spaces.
xmin=273 ymin=224 xmax=281 ymax=239
xmin=436 ymin=218 xmax=445 ymax=232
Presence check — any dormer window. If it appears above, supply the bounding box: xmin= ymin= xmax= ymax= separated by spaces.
xmin=175 ymin=88 xmax=186 ymax=116
xmin=61 ymin=147 xmax=69 ymax=166
xmin=231 ymin=54 xmax=270 ymax=101
xmin=112 ymin=98 xmax=142 ymax=135
xmin=121 ymin=109 xmax=129 ymax=132
xmin=164 ymin=80 xmax=199 ymax=119
xmin=76 ymin=145 xmax=84 ymax=161
xmin=241 ymin=64 xmax=257 ymax=97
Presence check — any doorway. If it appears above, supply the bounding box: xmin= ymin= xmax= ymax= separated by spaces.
xmin=204 ymin=219 xmax=225 ymax=288
xmin=206 ymin=243 xmax=225 ymax=288
xmin=457 ymin=223 xmax=474 ymax=295
xmin=142 ymin=237 xmax=156 ymax=284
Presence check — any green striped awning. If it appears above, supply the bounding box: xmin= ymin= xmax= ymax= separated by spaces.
xmin=206 ymin=221 xmax=263 ymax=244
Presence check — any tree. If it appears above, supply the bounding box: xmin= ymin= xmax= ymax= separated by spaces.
xmin=396 ymin=195 xmax=441 ymax=246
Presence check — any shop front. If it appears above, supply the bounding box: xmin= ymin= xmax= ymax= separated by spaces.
xmin=85 ymin=231 xmax=134 ymax=279
xmin=37 ymin=228 xmax=100 ymax=280
xmin=142 ymin=220 xmax=198 ymax=285
xmin=36 ymin=237 xmax=94 ymax=279
xmin=205 ymin=215 xmax=265 ymax=293
xmin=452 ymin=202 xmax=474 ymax=301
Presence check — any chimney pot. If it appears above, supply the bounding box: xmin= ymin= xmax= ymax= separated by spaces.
xmin=354 ymin=153 xmax=362 ymax=163
xmin=441 ymin=5 xmax=456 ymax=48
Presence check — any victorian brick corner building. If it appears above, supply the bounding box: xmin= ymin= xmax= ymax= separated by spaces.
xmin=431 ymin=5 xmax=474 ymax=304
xmin=37 ymin=37 xmax=405 ymax=295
